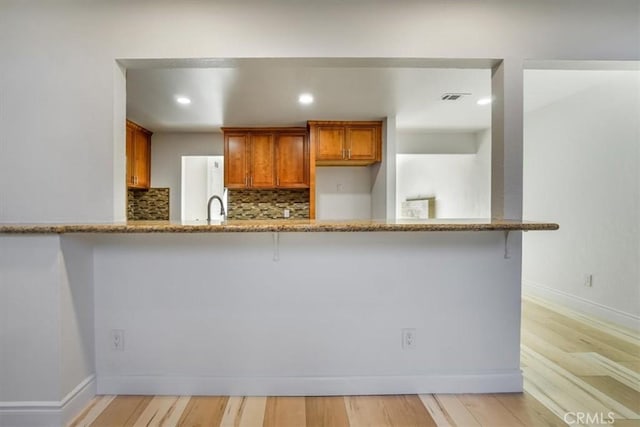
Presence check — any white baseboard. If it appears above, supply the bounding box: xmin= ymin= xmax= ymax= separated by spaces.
xmin=97 ymin=371 xmax=523 ymax=396
xmin=0 ymin=375 xmax=96 ymax=427
xmin=523 ymin=280 xmax=640 ymax=331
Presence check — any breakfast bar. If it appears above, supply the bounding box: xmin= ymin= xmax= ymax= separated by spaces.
xmin=0 ymin=218 xmax=558 ymax=234
xmin=1 ymin=219 xmax=557 ymax=398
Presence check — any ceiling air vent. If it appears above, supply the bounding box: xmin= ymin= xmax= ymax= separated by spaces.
xmin=441 ymin=93 xmax=471 ymax=101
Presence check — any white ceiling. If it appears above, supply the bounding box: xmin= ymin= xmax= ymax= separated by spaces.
xmin=126 ymin=60 xmax=493 ymax=133
xmin=126 ymin=59 xmax=637 ymax=134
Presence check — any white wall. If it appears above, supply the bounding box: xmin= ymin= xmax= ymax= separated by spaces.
xmin=151 ymin=132 xmax=223 ymax=221
xmin=0 ymin=236 xmax=62 ymax=402
xmin=316 ymin=167 xmax=372 ymax=220
xmin=1 ymin=0 xmax=638 ymax=223
xmin=523 ymin=71 xmax=640 ymax=327
xmin=59 ymin=237 xmax=95 ymax=396
xmin=93 ymin=231 xmax=523 ymax=395
xmin=396 ymin=131 xmax=491 ymax=218
xmin=0 ymin=235 xmax=95 ymax=427
xmin=397 ymin=132 xmax=478 ymax=154
xmin=474 ymin=129 xmax=493 ymax=217
xmin=371 ymin=116 xmax=397 ymax=220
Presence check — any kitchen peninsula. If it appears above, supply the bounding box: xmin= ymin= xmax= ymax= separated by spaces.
xmin=0 ymin=219 xmax=558 ymax=234
xmin=1 ymin=218 xmax=557 ymax=399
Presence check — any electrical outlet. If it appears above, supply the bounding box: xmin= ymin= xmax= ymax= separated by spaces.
xmin=111 ymin=329 xmax=124 ymax=351
xmin=402 ymin=328 xmax=416 ymax=350
xmin=283 ymin=208 xmax=290 ymax=218
xmin=584 ymin=274 xmax=593 ymax=287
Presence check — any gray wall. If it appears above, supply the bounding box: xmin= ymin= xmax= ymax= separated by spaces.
xmin=150 ymin=132 xmax=223 ymax=221
xmin=523 ymin=70 xmax=640 ymax=327
xmin=396 ymin=130 xmax=491 ymax=218
xmin=316 ymin=167 xmax=373 ymax=220
xmin=1 ymin=0 xmax=638 ymax=223
xmin=397 ymin=132 xmax=478 ymax=154
xmin=93 ymin=232 xmax=523 ymax=395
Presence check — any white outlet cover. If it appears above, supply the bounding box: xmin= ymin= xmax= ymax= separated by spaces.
xmin=402 ymin=328 xmax=416 ymax=350
xmin=111 ymin=329 xmax=125 ymax=351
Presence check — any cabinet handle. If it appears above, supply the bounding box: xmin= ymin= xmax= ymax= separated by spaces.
xmin=341 ymin=148 xmax=345 ymax=159
xmin=277 ymin=177 xmax=280 ymax=186
xmin=348 ymin=149 xmax=351 ymax=159
xmin=245 ymin=176 xmax=248 ymax=187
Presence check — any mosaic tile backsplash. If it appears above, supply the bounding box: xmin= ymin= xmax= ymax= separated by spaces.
xmin=228 ymin=189 xmax=309 ymax=220
xmin=127 ymin=188 xmax=170 ymax=220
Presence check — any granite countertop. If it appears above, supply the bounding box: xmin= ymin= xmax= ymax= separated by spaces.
xmin=0 ymin=219 xmax=559 ymax=234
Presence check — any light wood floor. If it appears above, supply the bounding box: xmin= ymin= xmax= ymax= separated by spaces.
xmin=69 ymin=296 xmax=640 ymax=427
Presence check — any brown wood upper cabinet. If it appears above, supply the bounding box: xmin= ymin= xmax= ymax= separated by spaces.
xmin=308 ymin=120 xmax=382 ymax=166
xmin=126 ymin=120 xmax=152 ymax=190
xmin=222 ymin=127 xmax=309 ymax=189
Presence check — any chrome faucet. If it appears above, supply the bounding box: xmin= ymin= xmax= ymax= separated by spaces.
xmin=207 ymin=195 xmax=226 ymax=223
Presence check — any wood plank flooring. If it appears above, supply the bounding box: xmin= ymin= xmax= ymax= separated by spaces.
xmin=69 ymin=297 xmax=640 ymax=426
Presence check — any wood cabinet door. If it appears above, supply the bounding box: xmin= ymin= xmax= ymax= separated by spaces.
xmin=315 ymin=126 xmax=345 ymax=161
xmin=224 ymin=134 xmax=249 ymax=188
xmin=133 ymin=128 xmax=151 ymax=189
xmin=346 ymin=126 xmax=378 ymax=161
xmin=249 ymin=133 xmax=275 ymax=188
xmin=276 ymin=133 xmax=308 ymax=188
xmin=126 ymin=124 xmax=135 ymax=186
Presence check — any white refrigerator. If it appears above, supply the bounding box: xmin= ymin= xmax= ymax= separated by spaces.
xmin=181 ymin=156 xmax=226 ymax=221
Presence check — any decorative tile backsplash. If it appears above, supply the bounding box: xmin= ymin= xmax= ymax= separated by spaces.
xmin=127 ymin=188 xmax=170 ymax=220
xmin=228 ymin=189 xmax=309 ymax=220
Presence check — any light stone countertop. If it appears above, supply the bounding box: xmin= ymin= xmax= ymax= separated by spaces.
xmin=0 ymin=219 xmax=559 ymax=234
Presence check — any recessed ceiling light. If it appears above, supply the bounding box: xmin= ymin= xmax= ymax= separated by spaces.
xmin=477 ymin=97 xmax=493 ymax=106
xmin=176 ymin=96 xmax=191 ymax=105
xmin=298 ymin=93 xmax=314 ymax=105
